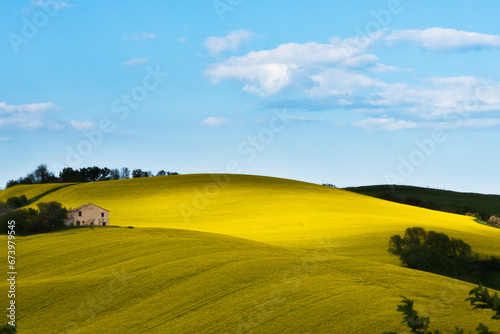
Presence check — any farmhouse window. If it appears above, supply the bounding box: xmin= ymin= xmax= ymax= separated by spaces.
xmin=101 ymin=212 xmax=104 ymax=217
xmin=79 ymin=211 xmax=82 ymax=217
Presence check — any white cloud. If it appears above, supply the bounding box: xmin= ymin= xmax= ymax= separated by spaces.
xmin=201 ymin=117 xmax=230 ymax=128
xmin=0 ymin=101 xmax=59 ymax=130
xmin=257 ymin=116 xmax=322 ymax=123
xmin=354 ymin=117 xmax=500 ymax=131
xmin=457 ymin=118 xmax=500 ymax=128
xmin=122 ymin=57 xmax=148 ymax=67
xmin=46 ymin=120 xmax=66 ymax=131
xmin=142 ymin=32 xmax=156 ymax=40
xmin=0 ymin=101 xmax=57 ymax=113
xmin=206 ymin=29 xmax=500 ymax=130
xmin=354 ymin=117 xmax=418 ymax=131
xmin=31 ymin=0 xmax=75 ymax=9
xmin=387 ymin=28 xmax=500 ymax=50
xmin=70 ymin=120 xmax=95 ymax=131
xmin=122 ymin=32 xmax=157 ymax=41
xmin=0 ymin=111 xmax=44 ymax=130
xmin=366 ymin=77 xmax=500 ymax=119
xmin=0 ymin=137 xmax=11 ymax=141
xmin=289 ymin=116 xmax=322 ymax=122
xmin=205 ymin=32 xmax=389 ymax=97
xmin=205 ymin=29 xmax=254 ymax=57
xmin=308 ymin=68 xmax=382 ymax=97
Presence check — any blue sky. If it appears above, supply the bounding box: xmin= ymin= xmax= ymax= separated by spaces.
xmin=1 ymin=0 xmax=499 ymax=194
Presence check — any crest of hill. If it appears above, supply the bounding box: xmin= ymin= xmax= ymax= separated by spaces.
xmin=2 ymin=174 xmax=499 ymax=263
xmin=345 ymin=184 xmax=500 ymax=217
xmin=2 ymin=175 xmax=500 ymax=333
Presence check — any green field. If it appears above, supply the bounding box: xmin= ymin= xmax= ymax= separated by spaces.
xmin=345 ymin=184 xmax=500 ymax=217
xmin=1 ymin=174 xmax=500 ymax=333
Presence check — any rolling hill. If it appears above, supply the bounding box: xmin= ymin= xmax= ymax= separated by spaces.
xmin=345 ymin=184 xmax=500 ymax=217
xmin=1 ymin=174 xmax=500 ymax=333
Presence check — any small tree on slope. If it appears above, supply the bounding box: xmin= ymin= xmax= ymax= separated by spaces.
xmin=383 ymin=285 xmax=500 ymax=334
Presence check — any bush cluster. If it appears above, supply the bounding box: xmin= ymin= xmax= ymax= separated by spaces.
xmin=389 ymin=227 xmax=500 ymax=290
xmin=0 ymin=201 xmax=67 ymax=235
xmin=488 ymin=216 xmax=500 ymax=228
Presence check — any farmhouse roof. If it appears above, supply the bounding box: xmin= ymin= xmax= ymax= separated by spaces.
xmin=69 ymin=203 xmax=109 ymax=212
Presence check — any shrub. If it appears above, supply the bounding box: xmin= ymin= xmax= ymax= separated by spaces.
xmin=388 ymin=228 xmax=500 ymax=290
xmin=488 ymin=216 xmax=500 ymax=228
xmin=6 ymin=196 xmax=28 ymax=209
xmin=0 ymin=208 xmax=37 ymax=234
xmin=1 ymin=202 xmax=67 ymax=235
xmin=0 ymin=201 xmax=12 ymax=217
xmin=383 ymin=285 xmax=499 ymax=333
xmin=25 ymin=202 xmax=67 ymax=234
xmin=0 ymin=324 xmax=16 ymax=334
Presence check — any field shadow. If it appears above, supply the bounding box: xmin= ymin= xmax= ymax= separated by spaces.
xmin=26 ymin=183 xmax=77 ymax=206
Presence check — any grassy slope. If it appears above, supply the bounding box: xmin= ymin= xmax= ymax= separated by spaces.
xmin=345 ymin=184 xmax=500 ymax=216
xmin=1 ymin=228 xmax=498 ymax=334
xmin=0 ymin=183 xmax=76 ymax=204
xmin=1 ymin=175 xmax=500 ymax=333
xmin=15 ymin=174 xmax=500 ymax=262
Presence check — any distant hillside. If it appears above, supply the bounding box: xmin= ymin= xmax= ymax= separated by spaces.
xmin=344 ymin=184 xmax=500 ymax=218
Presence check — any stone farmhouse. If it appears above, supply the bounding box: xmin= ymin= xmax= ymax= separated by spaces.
xmin=65 ymin=203 xmax=109 ymax=226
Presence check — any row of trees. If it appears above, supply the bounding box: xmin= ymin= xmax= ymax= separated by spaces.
xmin=378 ymin=192 xmax=494 ymax=222
xmin=0 ymin=201 xmax=67 ymax=235
xmin=385 ymin=227 xmax=500 ymax=333
xmin=5 ymin=164 xmax=179 ymax=188
xmin=389 ymin=227 xmax=500 ymax=291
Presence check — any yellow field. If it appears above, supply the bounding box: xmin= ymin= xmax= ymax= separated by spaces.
xmin=1 ymin=174 xmax=499 ymax=333
xmin=0 ymin=183 xmax=75 ymax=202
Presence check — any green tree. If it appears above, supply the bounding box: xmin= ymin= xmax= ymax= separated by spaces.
xmin=59 ymin=167 xmax=83 ymax=182
xmin=0 ymin=207 xmax=37 ymax=234
xmin=132 ymin=169 xmax=144 ymax=178
xmin=384 ymin=285 xmax=499 ymax=333
xmin=6 ymin=197 xmax=22 ymax=209
xmin=34 ymin=164 xmax=56 ymax=183
xmin=0 ymin=324 xmax=16 ymax=333
xmin=110 ymin=168 xmax=120 ymax=180
xmin=120 ymin=167 xmax=130 ymax=179
xmin=25 ymin=202 xmax=67 ymax=234
xmin=0 ymin=201 xmax=12 ymax=217
xmin=6 ymin=196 xmax=28 ymax=209
xmin=388 ymin=228 xmax=500 ymax=291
